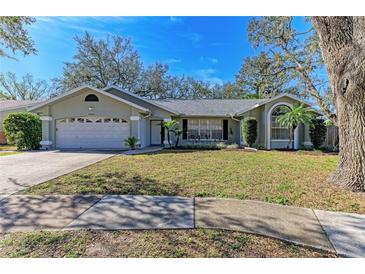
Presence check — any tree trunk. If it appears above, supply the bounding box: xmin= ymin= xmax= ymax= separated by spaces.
xmin=312 ymin=17 xmax=365 ymax=191
xmin=167 ymin=130 xmax=172 ymax=149
xmin=175 ymin=135 xmax=180 ymax=148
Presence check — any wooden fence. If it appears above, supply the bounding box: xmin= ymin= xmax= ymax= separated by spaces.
xmin=324 ymin=125 xmax=339 ymax=149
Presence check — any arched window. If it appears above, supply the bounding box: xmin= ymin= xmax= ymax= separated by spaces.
xmin=271 ymin=105 xmax=291 ymax=140
xmin=85 ymin=94 xmax=99 ymax=102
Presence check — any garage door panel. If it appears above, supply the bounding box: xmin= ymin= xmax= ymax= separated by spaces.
xmin=56 ymin=117 xmax=130 ymax=149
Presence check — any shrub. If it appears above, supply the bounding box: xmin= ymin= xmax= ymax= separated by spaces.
xmin=242 ymin=118 xmax=257 ymax=147
xmin=124 ymin=136 xmax=139 ymax=150
xmin=309 ymin=118 xmax=327 ymax=149
xmin=3 ymin=112 xmax=41 ymax=150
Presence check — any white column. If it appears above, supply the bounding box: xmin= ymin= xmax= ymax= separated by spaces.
xmin=130 ymin=116 xmax=141 ymax=145
xmin=40 ymin=116 xmax=53 ymax=149
xmin=294 ymin=126 xmax=300 ymax=150
xmin=163 ymin=118 xmax=171 ymax=146
xmin=239 ymin=119 xmax=243 ymax=146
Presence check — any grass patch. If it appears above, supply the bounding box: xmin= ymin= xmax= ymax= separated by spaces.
xmin=21 ymin=150 xmax=365 ymax=214
xmin=0 ymin=145 xmax=17 ymax=151
xmin=0 ymin=229 xmax=337 ymax=258
xmin=0 ymin=151 xmax=20 ymax=157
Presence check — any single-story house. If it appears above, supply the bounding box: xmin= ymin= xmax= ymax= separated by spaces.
xmin=0 ymin=85 xmax=315 ymax=150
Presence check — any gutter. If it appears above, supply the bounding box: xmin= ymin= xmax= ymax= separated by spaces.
xmin=227 ymin=113 xmax=241 ymax=122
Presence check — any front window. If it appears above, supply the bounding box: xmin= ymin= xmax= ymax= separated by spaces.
xmin=271 ymin=105 xmax=291 ymax=140
xmin=187 ymin=119 xmax=223 ymax=140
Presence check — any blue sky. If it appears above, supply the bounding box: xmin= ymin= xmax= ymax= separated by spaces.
xmin=0 ymin=16 xmax=307 ymax=85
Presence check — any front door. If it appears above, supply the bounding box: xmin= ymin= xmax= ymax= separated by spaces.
xmin=151 ymin=120 xmax=163 ymax=145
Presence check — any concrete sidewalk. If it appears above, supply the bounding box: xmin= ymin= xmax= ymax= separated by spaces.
xmin=0 ymin=195 xmax=364 ymax=257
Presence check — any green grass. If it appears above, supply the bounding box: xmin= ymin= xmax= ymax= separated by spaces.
xmin=0 ymin=229 xmax=337 ymax=258
xmin=21 ymin=150 xmax=365 ymax=214
xmin=0 ymin=151 xmax=20 ymax=157
xmin=0 ymin=145 xmax=17 ymax=151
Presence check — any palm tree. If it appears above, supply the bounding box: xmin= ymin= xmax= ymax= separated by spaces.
xmin=124 ymin=136 xmax=139 ymax=150
xmin=277 ymin=104 xmax=316 ymax=150
xmin=162 ymin=120 xmax=177 ymax=148
xmin=171 ymin=127 xmax=183 ymax=148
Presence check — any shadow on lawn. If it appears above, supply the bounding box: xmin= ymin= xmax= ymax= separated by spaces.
xmin=69 ymin=170 xmax=182 ymax=197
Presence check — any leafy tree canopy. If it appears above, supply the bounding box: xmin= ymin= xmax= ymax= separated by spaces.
xmin=0 ymin=72 xmax=50 ymax=100
xmin=53 ymin=32 xmax=142 ymax=94
xmin=0 ymin=16 xmax=36 ymax=59
xmin=244 ymin=17 xmax=336 ymax=122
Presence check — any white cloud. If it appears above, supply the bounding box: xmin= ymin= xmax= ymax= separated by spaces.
xmin=181 ymin=32 xmax=202 ymax=44
xmin=195 ymin=68 xmax=223 ymax=85
xmin=199 ymin=57 xmax=219 ymax=64
xmin=209 ymin=58 xmax=219 ymax=63
xmin=169 ymin=16 xmax=183 ymax=23
xmin=164 ymin=58 xmax=182 ymax=64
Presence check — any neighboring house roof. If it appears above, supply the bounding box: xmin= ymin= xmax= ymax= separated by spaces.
xmin=27 ymin=85 xmax=150 ymax=113
xmin=151 ymin=98 xmax=267 ymax=117
xmin=0 ymin=100 xmax=43 ymax=111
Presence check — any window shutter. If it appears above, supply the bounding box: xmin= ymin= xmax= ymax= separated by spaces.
xmin=182 ymin=119 xmax=188 ymax=139
xmin=223 ymin=119 xmax=228 ymax=140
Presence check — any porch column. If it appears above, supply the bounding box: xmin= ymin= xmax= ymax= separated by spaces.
xmin=40 ymin=116 xmax=52 ymax=150
xmin=239 ymin=119 xmax=243 ymax=146
xmin=130 ymin=116 xmax=141 ymax=147
xmin=294 ymin=126 xmax=300 ymax=150
xmin=163 ymin=118 xmax=171 ymax=147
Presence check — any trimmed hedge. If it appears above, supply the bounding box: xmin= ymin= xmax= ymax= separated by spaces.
xmin=309 ymin=118 xmax=327 ymax=149
xmin=3 ymin=112 xmax=41 ymax=150
xmin=243 ymin=117 xmax=257 ymax=147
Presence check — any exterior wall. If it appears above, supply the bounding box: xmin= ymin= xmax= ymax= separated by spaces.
xmin=0 ymin=106 xmax=28 ymax=144
xmin=31 ymin=88 xmax=147 ymax=149
xmin=241 ymin=106 xmax=265 ymax=148
xmin=263 ymin=97 xmax=309 ymax=149
xmin=302 ymin=124 xmax=312 ymax=146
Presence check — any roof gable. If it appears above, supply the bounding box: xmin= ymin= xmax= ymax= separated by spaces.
xmin=234 ymin=94 xmax=313 ymax=116
xmin=28 ymin=85 xmax=150 ymax=113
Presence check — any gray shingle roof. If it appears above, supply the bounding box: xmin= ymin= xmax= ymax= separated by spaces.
xmin=150 ymin=99 xmax=268 ymax=116
xmin=0 ymin=100 xmax=43 ymax=111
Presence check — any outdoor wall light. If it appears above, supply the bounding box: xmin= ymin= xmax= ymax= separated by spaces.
xmin=88 ymin=106 xmax=95 ymax=111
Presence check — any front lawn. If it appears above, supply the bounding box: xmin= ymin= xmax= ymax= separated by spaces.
xmin=22 ymin=150 xmax=365 ymax=214
xmin=0 ymin=229 xmax=336 ymax=258
xmin=0 ymin=151 xmax=20 ymax=157
xmin=0 ymin=145 xmax=17 ymax=151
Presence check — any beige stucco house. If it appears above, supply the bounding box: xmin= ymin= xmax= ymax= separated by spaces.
xmin=0 ymin=85 xmax=314 ymax=150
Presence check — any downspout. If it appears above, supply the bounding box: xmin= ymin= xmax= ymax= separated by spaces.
xmin=227 ymin=113 xmax=240 ymax=122
xmin=143 ymin=111 xmax=152 ymax=119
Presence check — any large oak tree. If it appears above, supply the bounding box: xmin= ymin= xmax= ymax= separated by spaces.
xmin=247 ymin=17 xmax=336 ymax=122
xmin=312 ymin=17 xmax=365 ymax=192
xmin=53 ymin=32 xmax=142 ymax=94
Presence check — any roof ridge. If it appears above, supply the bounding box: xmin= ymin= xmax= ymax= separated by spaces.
xmin=150 ymin=98 xmax=266 ymax=101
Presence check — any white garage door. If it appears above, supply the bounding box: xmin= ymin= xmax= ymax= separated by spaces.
xmin=56 ymin=117 xmax=130 ymax=149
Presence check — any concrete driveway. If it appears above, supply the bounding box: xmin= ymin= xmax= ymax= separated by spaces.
xmin=0 ymin=150 xmax=117 ymax=195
